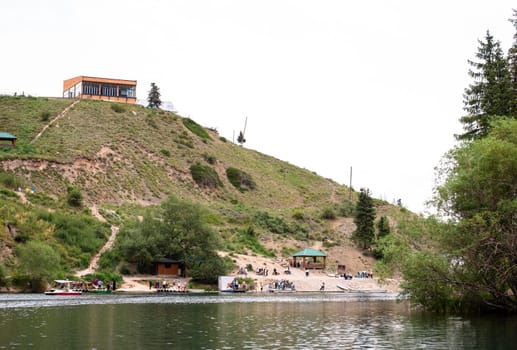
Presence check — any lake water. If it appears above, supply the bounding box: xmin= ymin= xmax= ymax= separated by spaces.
xmin=1 ymin=292 xmax=516 ymax=349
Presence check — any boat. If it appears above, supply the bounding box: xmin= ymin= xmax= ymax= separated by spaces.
xmin=45 ymin=280 xmax=83 ymax=296
xmin=337 ymin=283 xmax=350 ymax=291
xmin=336 ymin=284 xmax=388 ymax=293
xmin=218 ymin=276 xmax=247 ymax=293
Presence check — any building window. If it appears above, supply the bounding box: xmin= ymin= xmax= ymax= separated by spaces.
xmin=83 ymin=82 xmax=99 ymax=95
xmin=119 ymin=85 xmax=135 ymax=98
xmin=102 ymin=84 xmax=117 ymax=97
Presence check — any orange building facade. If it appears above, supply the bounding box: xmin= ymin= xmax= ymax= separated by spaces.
xmin=63 ymin=76 xmax=137 ymax=104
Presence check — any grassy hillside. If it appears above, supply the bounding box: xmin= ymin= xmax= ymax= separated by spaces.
xmin=0 ymin=95 xmax=416 ymax=288
xmin=1 ymin=96 xmax=347 ymax=210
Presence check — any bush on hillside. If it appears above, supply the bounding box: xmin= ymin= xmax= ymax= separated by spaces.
xmin=111 ymin=104 xmax=125 ymax=113
xmin=339 ymin=199 xmax=354 ymax=217
xmin=40 ymin=111 xmax=52 ymax=121
xmin=226 ymin=167 xmax=256 ymax=192
xmin=182 ymin=118 xmax=211 ymax=140
xmin=292 ymin=209 xmax=305 ymax=221
xmin=67 ymin=186 xmax=83 ymax=207
xmin=253 ymin=211 xmax=291 ymax=234
xmin=321 ymin=206 xmax=336 ymax=220
xmin=159 ymin=149 xmax=171 ymax=157
xmin=203 ymin=153 xmax=216 ymax=164
xmin=0 ymin=171 xmax=24 ymax=189
xmin=190 ymin=164 xmax=222 ymax=189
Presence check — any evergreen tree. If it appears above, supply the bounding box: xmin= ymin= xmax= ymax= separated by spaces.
xmin=509 ymin=10 xmax=517 ymax=117
xmin=353 ymin=188 xmax=376 ymax=249
xmin=376 ymin=216 xmax=390 ymax=238
xmin=147 ymin=82 xmax=162 ymax=109
xmin=458 ymin=31 xmax=513 ymax=140
xmin=412 ymin=119 xmax=517 ymax=312
xmin=237 ymin=130 xmax=246 ymax=145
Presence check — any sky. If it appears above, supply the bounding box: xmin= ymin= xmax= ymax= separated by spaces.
xmin=1 ymin=1 xmax=515 ymax=214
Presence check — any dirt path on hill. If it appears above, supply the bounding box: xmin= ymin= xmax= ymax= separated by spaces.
xmin=75 ymin=205 xmax=119 ymax=277
xmin=30 ymin=100 xmax=79 ymax=144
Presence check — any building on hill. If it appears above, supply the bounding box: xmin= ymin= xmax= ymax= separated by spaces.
xmin=63 ymin=76 xmax=137 ymax=104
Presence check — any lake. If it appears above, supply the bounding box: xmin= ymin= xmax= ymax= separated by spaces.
xmin=1 ymin=292 xmax=516 ymax=349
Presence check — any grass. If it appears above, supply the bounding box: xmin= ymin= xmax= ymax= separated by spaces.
xmin=0 ymin=96 xmax=362 ymax=250
xmin=182 ymin=118 xmax=211 ymax=140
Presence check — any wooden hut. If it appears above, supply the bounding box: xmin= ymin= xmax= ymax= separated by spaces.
xmin=152 ymin=258 xmax=184 ymax=277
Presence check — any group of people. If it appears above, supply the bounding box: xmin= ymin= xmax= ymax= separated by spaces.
xmin=265 ymin=279 xmax=295 ymax=292
xmin=356 ymin=270 xmax=374 ymax=279
xmin=149 ymin=279 xmax=188 ymax=292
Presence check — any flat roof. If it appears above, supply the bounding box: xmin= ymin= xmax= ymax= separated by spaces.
xmin=67 ymin=76 xmax=137 ymax=85
xmin=292 ymin=248 xmax=327 ymax=257
xmin=0 ymin=132 xmax=16 ymax=140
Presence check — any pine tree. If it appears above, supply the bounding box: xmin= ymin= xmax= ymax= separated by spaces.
xmin=509 ymin=10 xmax=517 ymax=117
xmin=376 ymin=216 xmax=390 ymax=239
xmin=353 ymin=188 xmax=376 ymax=249
xmin=458 ymin=31 xmax=513 ymax=140
xmin=147 ymin=82 xmax=162 ymax=109
xmin=237 ymin=131 xmax=246 ymax=146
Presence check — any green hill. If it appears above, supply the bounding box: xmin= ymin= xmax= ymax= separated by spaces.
xmin=0 ymin=95 xmax=411 ymax=289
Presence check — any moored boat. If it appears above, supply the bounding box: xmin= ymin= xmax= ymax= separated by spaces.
xmin=45 ymin=280 xmax=82 ymax=296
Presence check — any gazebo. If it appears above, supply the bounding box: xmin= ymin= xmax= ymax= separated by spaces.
xmin=292 ymin=248 xmax=327 ymax=269
xmin=0 ymin=132 xmax=16 ymax=147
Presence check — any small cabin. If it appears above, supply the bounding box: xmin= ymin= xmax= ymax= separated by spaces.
xmin=152 ymin=258 xmax=184 ymax=277
xmin=0 ymin=132 xmax=17 ymax=147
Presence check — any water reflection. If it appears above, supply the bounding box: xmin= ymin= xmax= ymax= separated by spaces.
xmin=0 ymin=293 xmax=516 ymax=349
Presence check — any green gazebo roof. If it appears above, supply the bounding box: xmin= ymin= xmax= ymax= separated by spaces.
xmin=292 ymin=248 xmax=327 ymax=257
xmin=0 ymin=132 xmax=16 ymax=140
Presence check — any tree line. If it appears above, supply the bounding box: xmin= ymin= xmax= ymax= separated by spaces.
xmin=399 ymin=10 xmax=517 ymax=313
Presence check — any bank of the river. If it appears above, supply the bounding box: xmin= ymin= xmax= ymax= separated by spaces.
xmin=116 ymin=252 xmax=401 ymax=294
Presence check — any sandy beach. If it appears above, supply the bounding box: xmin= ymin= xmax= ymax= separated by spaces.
xmin=117 ymin=253 xmax=401 ymax=294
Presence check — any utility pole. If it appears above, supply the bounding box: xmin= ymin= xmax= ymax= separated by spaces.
xmin=349 ymin=166 xmax=353 ymax=201
xmin=242 ymin=116 xmax=248 ymax=140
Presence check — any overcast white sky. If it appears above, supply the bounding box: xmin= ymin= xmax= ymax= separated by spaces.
xmin=1 ymin=1 xmax=515 ymax=214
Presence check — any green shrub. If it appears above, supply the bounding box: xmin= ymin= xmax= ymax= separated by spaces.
xmin=321 ymin=206 xmax=336 ymax=220
xmin=67 ymin=186 xmax=83 ymax=207
xmin=182 ymin=118 xmax=211 ymax=140
xmin=40 ymin=111 xmax=52 ymax=121
xmin=235 ymin=226 xmax=275 ymax=257
xmin=160 ymin=149 xmax=171 ymax=157
xmin=292 ymin=210 xmax=305 ymax=221
xmin=190 ymin=164 xmax=222 ymax=188
xmin=219 ymin=136 xmax=227 ymax=142
xmin=49 ymin=212 xmax=110 ymax=268
xmin=253 ymin=211 xmax=290 ymax=234
xmin=203 ymin=153 xmax=216 ymax=164
xmin=0 ymin=263 xmax=8 ymax=287
xmin=339 ymin=200 xmax=354 ymax=217
xmin=111 ymin=104 xmax=125 ymax=113
xmin=0 ymin=188 xmax=17 ymax=198
xmin=0 ymin=171 xmax=24 ymax=189
xmin=226 ymin=167 xmax=256 ymax=192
